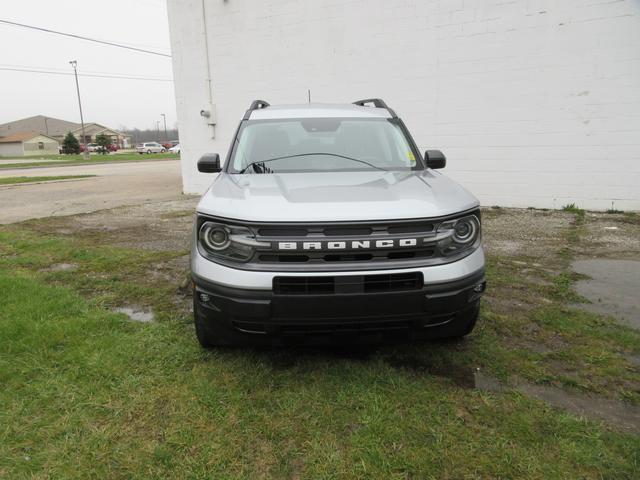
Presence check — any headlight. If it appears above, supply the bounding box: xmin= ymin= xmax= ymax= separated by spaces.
xmin=198 ymin=221 xmax=268 ymax=262
xmin=436 ymin=214 xmax=481 ymax=256
xmin=201 ymin=224 xmax=230 ymax=250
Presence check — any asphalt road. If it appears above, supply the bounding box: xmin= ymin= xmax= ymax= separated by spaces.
xmin=0 ymin=160 xmax=185 ymax=224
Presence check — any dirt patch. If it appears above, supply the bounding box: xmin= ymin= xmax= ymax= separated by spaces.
xmin=581 ymin=212 xmax=640 ymax=258
xmin=21 ymin=197 xmax=198 ymax=252
xmin=482 ymin=208 xmax=574 ymax=262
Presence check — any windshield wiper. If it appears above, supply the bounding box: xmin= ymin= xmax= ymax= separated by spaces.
xmin=238 ymin=152 xmax=388 ymax=174
xmin=238 ymin=161 xmax=272 ymax=174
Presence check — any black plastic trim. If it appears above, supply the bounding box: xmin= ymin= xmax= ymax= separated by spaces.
xmin=353 ymin=98 xmax=398 ymax=118
xmin=242 ymin=99 xmax=270 ymax=120
xmin=192 ymin=268 xmax=485 ymax=298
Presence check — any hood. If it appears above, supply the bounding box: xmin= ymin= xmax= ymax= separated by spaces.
xmin=196 ymin=170 xmax=479 ymax=222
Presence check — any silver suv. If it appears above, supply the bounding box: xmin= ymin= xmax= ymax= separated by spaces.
xmin=191 ymin=99 xmax=486 ymax=347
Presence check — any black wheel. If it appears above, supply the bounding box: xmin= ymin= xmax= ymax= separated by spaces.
xmin=161 ymin=148 xmax=166 ymax=153
xmin=146 ymin=149 xmax=152 ymax=154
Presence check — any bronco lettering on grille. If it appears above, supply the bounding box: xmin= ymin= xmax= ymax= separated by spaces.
xmin=276 ymin=238 xmax=419 ymax=251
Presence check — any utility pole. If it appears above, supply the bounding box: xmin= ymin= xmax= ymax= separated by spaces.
xmin=156 ymin=121 xmax=160 ymax=142
xmin=160 ymin=113 xmax=168 ymax=141
xmin=69 ymin=60 xmax=89 ymax=159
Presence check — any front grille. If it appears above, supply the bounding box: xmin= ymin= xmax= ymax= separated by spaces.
xmin=259 ymin=248 xmax=435 ymax=264
xmin=273 ymin=272 xmax=423 ymax=295
xmin=252 ymin=218 xmax=439 ymax=267
xmin=258 ymin=221 xmax=434 ymax=237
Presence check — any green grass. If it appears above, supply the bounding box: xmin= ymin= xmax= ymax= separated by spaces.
xmin=0 ymin=175 xmax=95 ymax=185
xmin=0 ymin=153 xmax=178 ymax=170
xmin=0 ymin=223 xmax=639 ymax=478
xmin=561 ymin=203 xmax=586 ymax=221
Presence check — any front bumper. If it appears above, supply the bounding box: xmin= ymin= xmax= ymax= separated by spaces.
xmin=193 ymin=266 xmax=486 ymax=346
xmin=192 ymin=244 xmax=485 ymax=290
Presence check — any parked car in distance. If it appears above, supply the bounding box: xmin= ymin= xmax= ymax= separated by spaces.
xmin=191 ymin=98 xmax=486 ymax=348
xmin=162 ymin=142 xmax=173 ymax=149
xmin=169 ymin=143 xmax=180 ymax=154
xmin=80 ymin=143 xmax=99 ymax=153
xmin=136 ymin=142 xmax=166 ymax=154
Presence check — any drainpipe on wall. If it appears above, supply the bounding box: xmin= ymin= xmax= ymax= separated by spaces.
xmin=201 ymin=0 xmax=216 ymax=139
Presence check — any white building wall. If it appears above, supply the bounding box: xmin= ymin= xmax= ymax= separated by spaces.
xmin=0 ymin=142 xmax=24 ymax=157
xmin=167 ymin=0 xmax=640 ymax=211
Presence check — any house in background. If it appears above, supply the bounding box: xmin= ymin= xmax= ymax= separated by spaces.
xmin=0 ymin=115 xmax=78 ymax=142
xmin=0 ymin=115 xmax=131 ymax=149
xmin=69 ymin=123 xmax=131 ymax=148
xmin=0 ymin=131 xmax=59 ymax=156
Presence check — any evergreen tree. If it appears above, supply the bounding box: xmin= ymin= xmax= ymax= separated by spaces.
xmin=62 ymin=132 xmax=80 ymax=154
xmin=95 ymin=133 xmax=111 ymax=154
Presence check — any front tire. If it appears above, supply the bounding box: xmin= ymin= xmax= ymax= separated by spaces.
xmin=161 ymin=148 xmax=166 ymax=153
xmin=146 ymin=149 xmax=151 ymax=154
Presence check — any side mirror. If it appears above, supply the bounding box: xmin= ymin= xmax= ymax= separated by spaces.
xmin=424 ymin=150 xmax=446 ymax=169
xmin=197 ymin=153 xmax=221 ymax=173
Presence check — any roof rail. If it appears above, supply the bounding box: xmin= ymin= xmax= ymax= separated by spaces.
xmin=352 ymin=98 xmax=397 ymax=118
xmin=243 ymin=99 xmax=270 ymax=120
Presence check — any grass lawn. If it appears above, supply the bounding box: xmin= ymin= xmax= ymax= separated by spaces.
xmin=0 ymin=211 xmax=639 ymax=478
xmin=0 ymin=153 xmax=178 ymax=170
xmin=0 ymin=175 xmax=95 ymax=185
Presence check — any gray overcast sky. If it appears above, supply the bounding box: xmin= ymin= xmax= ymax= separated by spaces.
xmin=0 ymin=0 xmax=175 ymax=130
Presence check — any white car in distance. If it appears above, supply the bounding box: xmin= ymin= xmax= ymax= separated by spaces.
xmin=136 ymin=142 xmax=166 ymax=154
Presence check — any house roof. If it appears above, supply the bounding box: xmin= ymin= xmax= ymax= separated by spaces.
xmin=70 ymin=123 xmax=124 ymax=136
xmin=0 ymin=115 xmax=80 ymax=137
xmin=0 ymin=131 xmax=59 ymax=143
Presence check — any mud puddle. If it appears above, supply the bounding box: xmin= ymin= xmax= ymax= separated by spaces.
xmin=385 ymin=356 xmax=502 ymax=391
xmin=518 ymin=383 xmax=640 ymax=434
xmin=572 ymin=259 xmax=640 ymax=329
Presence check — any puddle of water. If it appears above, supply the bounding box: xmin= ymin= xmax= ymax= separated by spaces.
xmin=385 ymin=356 xmax=503 ymax=392
xmin=113 ymin=306 xmax=154 ymax=322
xmin=572 ymin=259 xmax=640 ymax=329
xmin=43 ymin=262 xmax=77 ymax=272
xmin=623 ymin=354 xmax=640 ymax=368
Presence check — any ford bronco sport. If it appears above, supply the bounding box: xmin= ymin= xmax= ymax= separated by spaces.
xmin=191 ymin=99 xmax=486 ymax=347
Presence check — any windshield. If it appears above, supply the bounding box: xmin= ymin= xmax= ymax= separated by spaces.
xmin=228 ymin=117 xmax=422 ymax=174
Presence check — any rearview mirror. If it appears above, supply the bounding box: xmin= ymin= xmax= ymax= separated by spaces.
xmin=424 ymin=150 xmax=446 ymax=169
xmin=197 ymin=153 xmax=221 ymax=173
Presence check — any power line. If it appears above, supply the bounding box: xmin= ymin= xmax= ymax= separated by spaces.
xmin=0 ymin=66 xmax=173 ymax=82
xmin=0 ymin=19 xmax=172 ymax=58
xmin=0 ymin=62 xmax=171 ymax=79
